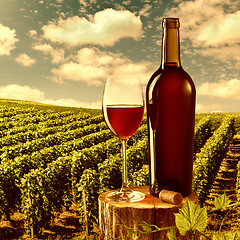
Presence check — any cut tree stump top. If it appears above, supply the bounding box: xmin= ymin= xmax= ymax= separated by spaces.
xmin=99 ymin=186 xmax=198 ymax=240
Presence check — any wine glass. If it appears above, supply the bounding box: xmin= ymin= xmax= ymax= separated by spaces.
xmin=102 ymin=74 xmax=145 ymax=203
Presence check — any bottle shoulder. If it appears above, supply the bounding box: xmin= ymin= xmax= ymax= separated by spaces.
xmin=146 ymin=66 xmax=195 ymax=95
xmin=147 ymin=67 xmax=162 ymax=87
xmin=148 ymin=66 xmax=194 ymax=85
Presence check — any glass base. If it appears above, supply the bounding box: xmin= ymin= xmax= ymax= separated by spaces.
xmin=106 ymin=189 xmax=145 ymax=203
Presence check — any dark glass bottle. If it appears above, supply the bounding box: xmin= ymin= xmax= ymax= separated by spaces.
xmin=146 ymin=18 xmax=196 ymax=197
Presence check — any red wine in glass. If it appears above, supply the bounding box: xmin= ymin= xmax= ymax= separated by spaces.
xmin=105 ymin=104 xmax=144 ymax=139
xmin=102 ymin=75 xmax=145 ymax=203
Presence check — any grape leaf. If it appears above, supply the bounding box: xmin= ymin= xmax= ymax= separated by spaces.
xmin=213 ymin=193 xmax=231 ymax=211
xmin=166 ymin=229 xmax=176 ymax=240
xmin=138 ymin=221 xmax=152 ymax=232
xmin=174 ymin=199 xmax=207 ymax=236
xmin=212 ymin=231 xmax=239 ymax=240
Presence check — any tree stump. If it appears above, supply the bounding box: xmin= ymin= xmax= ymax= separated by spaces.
xmin=99 ymin=186 xmax=198 ymax=240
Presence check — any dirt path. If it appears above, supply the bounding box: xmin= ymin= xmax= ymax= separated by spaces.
xmin=205 ymin=134 xmax=240 ymax=232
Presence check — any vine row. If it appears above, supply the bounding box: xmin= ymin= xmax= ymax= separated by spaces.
xmin=0 ymin=121 xmax=107 ymax=160
xmin=192 ymin=115 xmax=235 ymax=203
xmin=0 ymin=115 xmax=103 ymax=148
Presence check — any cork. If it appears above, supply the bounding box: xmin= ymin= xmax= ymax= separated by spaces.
xmin=159 ymin=189 xmax=183 ymax=205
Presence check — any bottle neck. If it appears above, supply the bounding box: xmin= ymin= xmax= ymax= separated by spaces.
xmin=161 ymin=24 xmax=181 ymax=69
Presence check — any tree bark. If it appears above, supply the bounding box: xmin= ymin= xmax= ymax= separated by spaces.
xmin=98 ymin=186 xmax=198 ymax=240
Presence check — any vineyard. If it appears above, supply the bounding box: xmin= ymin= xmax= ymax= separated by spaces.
xmin=0 ymin=98 xmax=239 ymax=239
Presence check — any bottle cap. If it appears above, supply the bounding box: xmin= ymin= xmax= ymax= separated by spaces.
xmin=162 ymin=18 xmax=180 ymax=28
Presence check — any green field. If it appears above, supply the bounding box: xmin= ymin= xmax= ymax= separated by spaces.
xmin=0 ymin=98 xmax=239 ymax=239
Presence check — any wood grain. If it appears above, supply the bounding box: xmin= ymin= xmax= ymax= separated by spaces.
xmin=99 ymin=186 xmax=198 ymax=240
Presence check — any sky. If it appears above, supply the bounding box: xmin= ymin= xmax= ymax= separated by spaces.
xmin=0 ymin=0 xmax=239 ymax=113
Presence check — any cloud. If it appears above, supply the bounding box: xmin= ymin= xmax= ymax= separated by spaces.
xmin=51 ymin=47 xmax=152 ymax=86
xmin=164 ymin=0 xmax=240 ymax=63
xmin=33 ymin=43 xmax=53 ymax=53
xmin=0 ymin=23 xmax=18 ymax=56
xmin=15 ymin=53 xmax=36 ymax=67
xmin=0 ymin=84 xmax=45 ymax=101
xmin=197 ymin=11 xmax=240 ymax=46
xmin=33 ymin=43 xmax=65 ymax=64
xmin=197 ymin=79 xmax=240 ymax=99
xmin=51 ymin=61 xmax=105 ymax=86
xmin=28 ymin=29 xmax=38 ymax=37
xmin=0 ymin=84 xmax=101 ymax=109
xmin=196 ymin=45 xmax=240 ymax=65
xmin=164 ymin=0 xmax=240 ymax=46
xmin=139 ymin=4 xmax=152 ymax=17
xmin=41 ymin=98 xmax=101 ymax=109
xmin=196 ymin=103 xmax=226 ymax=113
xmin=42 ymin=8 xmax=143 ymax=46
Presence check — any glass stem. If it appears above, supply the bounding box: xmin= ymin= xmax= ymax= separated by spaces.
xmin=121 ymin=138 xmax=129 ymax=190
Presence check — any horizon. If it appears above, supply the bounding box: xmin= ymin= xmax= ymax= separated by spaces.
xmin=1 ymin=98 xmax=240 ymax=115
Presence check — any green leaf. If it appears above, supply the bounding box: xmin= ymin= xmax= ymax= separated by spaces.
xmin=166 ymin=228 xmax=176 ymax=240
xmin=138 ymin=221 xmax=152 ymax=232
xmin=212 ymin=232 xmax=239 ymax=240
xmin=174 ymin=199 xmax=207 ymax=236
xmin=224 ymin=232 xmax=239 ymax=240
xmin=127 ymin=228 xmax=138 ymax=239
xmin=213 ymin=193 xmax=231 ymax=211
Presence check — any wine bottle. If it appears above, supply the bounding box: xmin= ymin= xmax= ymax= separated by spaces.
xmin=146 ymin=18 xmax=196 ymax=197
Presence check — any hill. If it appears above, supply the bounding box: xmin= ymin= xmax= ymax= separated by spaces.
xmin=0 ymin=98 xmax=101 ymax=116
